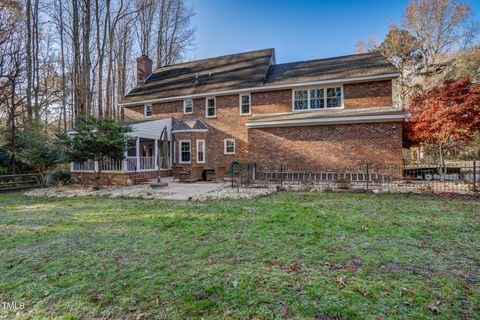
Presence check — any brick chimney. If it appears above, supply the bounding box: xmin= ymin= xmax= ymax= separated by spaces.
xmin=136 ymin=55 xmax=153 ymax=83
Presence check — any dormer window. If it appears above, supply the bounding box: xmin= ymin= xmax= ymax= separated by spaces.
xmin=144 ymin=105 xmax=153 ymax=117
xmin=184 ymin=99 xmax=193 ymax=114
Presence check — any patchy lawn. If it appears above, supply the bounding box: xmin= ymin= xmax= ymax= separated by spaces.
xmin=0 ymin=192 xmax=479 ymax=319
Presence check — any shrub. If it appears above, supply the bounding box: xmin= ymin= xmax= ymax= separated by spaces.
xmin=50 ymin=168 xmax=71 ymax=185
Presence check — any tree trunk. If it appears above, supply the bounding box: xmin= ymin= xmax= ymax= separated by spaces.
xmin=25 ymin=0 xmax=33 ymax=122
xmin=439 ymin=144 xmax=446 ymax=183
xmin=58 ymin=0 xmax=67 ymax=131
xmin=83 ymin=0 xmax=92 ymax=116
xmin=10 ymin=80 xmax=17 ymax=175
xmin=33 ymin=0 xmax=40 ymax=121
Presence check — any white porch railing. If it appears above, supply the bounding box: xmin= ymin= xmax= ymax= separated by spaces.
xmin=71 ymin=156 xmax=156 ymax=172
xmin=100 ymin=158 xmax=123 ymax=171
xmin=125 ymin=157 xmax=137 ymax=172
xmin=72 ymin=160 xmax=95 ymax=171
xmin=139 ymin=157 xmax=156 ymax=171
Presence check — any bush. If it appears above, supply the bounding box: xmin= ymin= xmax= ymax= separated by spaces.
xmin=50 ymin=168 xmax=71 ymax=185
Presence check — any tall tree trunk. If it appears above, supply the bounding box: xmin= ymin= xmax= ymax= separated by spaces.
xmin=33 ymin=0 xmax=40 ymax=121
xmin=25 ymin=0 xmax=33 ymax=122
xmin=58 ymin=0 xmax=67 ymax=131
xmin=83 ymin=0 xmax=92 ymax=116
xmin=72 ymin=0 xmax=82 ymax=120
xmin=10 ymin=80 xmax=17 ymax=175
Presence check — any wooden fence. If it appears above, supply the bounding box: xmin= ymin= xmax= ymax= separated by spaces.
xmin=0 ymin=174 xmax=42 ymax=192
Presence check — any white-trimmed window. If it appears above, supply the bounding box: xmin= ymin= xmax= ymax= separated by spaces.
xmin=183 ymin=99 xmax=193 ymax=114
xmin=206 ymin=97 xmax=216 ymax=117
xmin=196 ymin=139 xmax=205 ymax=163
xmin=293 ymin=86 xmax=343 ymax=111
xmin=239 ymin=94 xmax=251 ymax=115
xmin=224 ymin=138 xmax=235 ymax=155
xmin=179 ymin=140 xmax=191 ymax=164
xmin=144 ymin=105 xmax=153 ymax=117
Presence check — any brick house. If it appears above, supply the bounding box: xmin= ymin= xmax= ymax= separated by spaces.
xmin=71 ymin=48 xmax=404 ymax=184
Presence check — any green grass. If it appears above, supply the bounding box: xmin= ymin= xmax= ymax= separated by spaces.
xmin=0 ymin=192 xmax=479 ymax=319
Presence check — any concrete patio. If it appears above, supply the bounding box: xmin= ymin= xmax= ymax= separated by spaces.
xmin=147 ymin=176 xmax=224 ymax=200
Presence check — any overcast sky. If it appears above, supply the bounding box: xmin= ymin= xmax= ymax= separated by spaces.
xmin=187 ymin=0 xmax=480 ymax=63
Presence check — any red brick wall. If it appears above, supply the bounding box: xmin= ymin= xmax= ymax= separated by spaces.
xmin=248 ymin=122 xmax=403 ymax=171
xmin=251 ymin=90 xmax=292 ymax=114
xmin=122 ymin=81 xmax=396 ymax=169
xmin=344 ymin=80 xmax=392 ymax=108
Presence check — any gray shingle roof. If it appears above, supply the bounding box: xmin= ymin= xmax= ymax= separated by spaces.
xmin=122 ymin=49 xmax=398 ymax=104
xmin=171 ymin=118 xmax=208 ymax=132
xmin=122 ymin=49 xmax=275 ymax=103
xmin=264 ymin=52 xmax=398 ymax=86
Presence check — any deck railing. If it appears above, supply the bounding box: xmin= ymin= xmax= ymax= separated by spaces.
xmin=139 ymin=157 xmax=156 ymax=170
xmin=71 ymin=157 xmax=157 ymax=172
xmin=100 ymin=158 xmax=123 ymax=171
xmin=72 ymin=160 xmax=95 ymax=171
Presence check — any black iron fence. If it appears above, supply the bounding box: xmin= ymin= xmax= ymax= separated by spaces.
xmin=231 ymin=161 xmax=480 ymax=195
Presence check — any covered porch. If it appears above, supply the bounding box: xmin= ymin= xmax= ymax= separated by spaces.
xmin=70 ymin=118 xmax=173 ymax=185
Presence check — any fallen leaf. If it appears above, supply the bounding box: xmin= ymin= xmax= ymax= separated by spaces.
xmin=280 ymin=306 xmax=289 ymax=317
xmin=428 ymin=300 xmax=442 ymax=314
xmin=356 ymin=287 xmax=369 ymax=296
xmin=334 ymin=276 xmax=347 ymax=287
xmin=294 ymin=283 xmax=303 ymax=292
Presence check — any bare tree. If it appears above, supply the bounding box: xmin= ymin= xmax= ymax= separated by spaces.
xmin=403 ymin=0 xmax=478 ymax=76
xmin=0 ymin=0 xmax=25 ymax=173
xmin=378 ymin=25 xmax=422 ymax=108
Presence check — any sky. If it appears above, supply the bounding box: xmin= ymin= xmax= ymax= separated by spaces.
xmin=187 ymin=0 xmax=480 ymax=64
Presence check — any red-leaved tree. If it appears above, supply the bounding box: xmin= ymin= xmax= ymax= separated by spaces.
xmin=405 ymin=76 xmax=480 ymax=179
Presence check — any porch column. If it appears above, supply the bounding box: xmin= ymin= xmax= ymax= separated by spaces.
xmin=154 ymin=139 xmax=159 ymax=170
xmin=136 ymin=137 xmax=140 ymax=171
xmin=123 ymin=151 xmax=128 ymax=172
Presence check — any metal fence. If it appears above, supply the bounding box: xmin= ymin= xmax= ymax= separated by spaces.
xmin=231 ymin=161 xmax=479 ymax=195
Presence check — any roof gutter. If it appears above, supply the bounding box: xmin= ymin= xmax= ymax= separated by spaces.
xmin=119 ymin=73 xmax=400 ymax=107
xmin=245 ymin=113 xmax=405 ymax=128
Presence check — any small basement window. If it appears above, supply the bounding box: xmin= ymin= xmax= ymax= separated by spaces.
xmin=224 ymin=138 xmax=235 ymax=155
xmin=206 ymin=97 xmax=216 ymax=117
xmin=184 ymin=99 xmax=193 ymax=114
xmin=144 ymin=105 xmax=153 ymax=117
xmin=179 ymin=140 xmax=191 ymax=164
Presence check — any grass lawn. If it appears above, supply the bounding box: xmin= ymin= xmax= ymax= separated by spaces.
xmin=0 ymin=192 xmax=479 ymax=319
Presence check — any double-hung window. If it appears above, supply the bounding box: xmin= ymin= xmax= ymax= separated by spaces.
xmin=326 ymin=87 xmax=342 ymax=108
xmin=183 ymin=99 xmax=193 ymax=114
xmin=240 ymin=94 xmax=251 ymax=115
xmin=293 ymin=86 xmax=342 ymax=111
xmin=224 ymin=139 xmax=235 ymax=155
xmin=206 ymin=97 xmax=216 ymax=117
xmin=179 ymin=140 xmax=191 ymax=164
xmin=196 ymin=139 xmax=205 ymax=163
xmin=144 ymin=105 xmax=153 ymax=117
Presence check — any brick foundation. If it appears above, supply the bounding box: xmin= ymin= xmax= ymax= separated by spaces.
xmin=71 ymin=170 xmax=169 ymax=186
